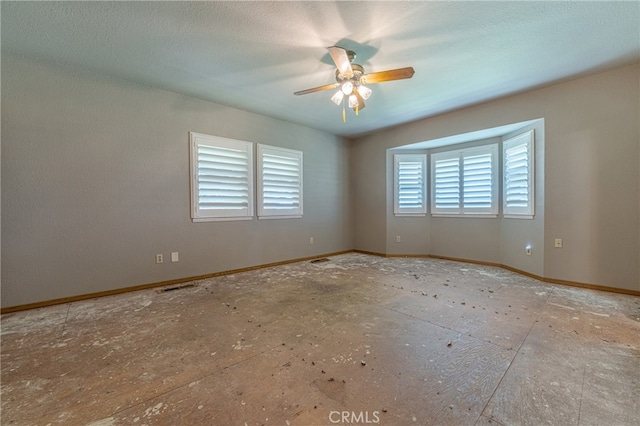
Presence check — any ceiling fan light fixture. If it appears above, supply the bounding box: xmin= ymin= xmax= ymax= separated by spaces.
xmin=331 ymin=90 xmax=344 ymax=105
xmin=341 ymin=81 xmax=354 ymax=95
xmin=348 ymin=94 xmax=358 ymax=109
xmin=357 ymin=84 xmax=372 ymax=100
xmin=294 ymin=46 xmax=415 ymax=122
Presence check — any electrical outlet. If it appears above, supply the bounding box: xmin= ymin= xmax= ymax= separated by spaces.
xmin=155 ymin=254 xmax=163 ymax=264
xmin=171 ymin=252 xmax=179 ymax=262
xmin=554 ymin=238 xmax=563 ymax=248
xmin=396 ymin=235 xmax=401 ymax=243
xmin=526 ymin=245 xmax=532 ymax=255
xmin=309 ymin=237 xmax=314 ymax=244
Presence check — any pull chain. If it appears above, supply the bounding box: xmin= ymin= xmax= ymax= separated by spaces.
xmin=342 ymin=98 xmax=346 ymax=122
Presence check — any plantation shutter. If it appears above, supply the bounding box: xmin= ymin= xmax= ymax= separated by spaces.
xmin=190 ymin=133 xmax=254 ymax=221
xmin=503 ymin=130 xmax=534 ymax=217
xmin=432 ymin=145 xmax=497 ymax=215
xmin=394 ymin=154 xmax=427 ymax=215
xmin=463 ymin=152 xmax=494 ymax=210
xmin=258 ymin=144 xmax=303 ymax=218
xmin=432 ymin=154 xmax=460 ymax=212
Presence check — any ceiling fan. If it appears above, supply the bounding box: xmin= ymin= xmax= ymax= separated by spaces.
xmin=294 ymin=46 xmax=415 ymax=122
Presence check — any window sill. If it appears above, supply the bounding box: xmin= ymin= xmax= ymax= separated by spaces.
xmin=503 ymin=214 xmax=534 ymax=220
xmin=192 ymin=216 xmax=254 ymax=223
xmin=431 ymin=214 xmax=498 ymax=219
xmin=258 ymin=215 xmax=303 ymax=220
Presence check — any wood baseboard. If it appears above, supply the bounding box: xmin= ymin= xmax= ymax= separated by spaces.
xmin=385 ymin=253 xmax=432 ymax=259
xmin=352 ymin=249 xmax=387 ymax=258
xmin=426 ymin=254 xmax=503 ymax=268
xmin=364 ymin=251 xmax=640 ymax=297
xmin=540 ymin=276 xmax=640 ymax=296
xmin=3 ymin=249 xmax=637 ymax=314
xmin=0 ymin=250 xmax=352 ymax=314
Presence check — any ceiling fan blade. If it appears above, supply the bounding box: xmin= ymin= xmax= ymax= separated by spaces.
xmin=294 ymin=82 xmax=340 ymax=96
xmin=361 ymin=67 xmax=415 ymax=85
xmin=328 ymin=46 xmax=353 ymax=78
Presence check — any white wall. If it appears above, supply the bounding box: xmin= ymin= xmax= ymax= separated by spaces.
xmin=1 ymin=53 xmax=353 ymax=308
xmin=351 ymin=63 xmax=639 ymax=292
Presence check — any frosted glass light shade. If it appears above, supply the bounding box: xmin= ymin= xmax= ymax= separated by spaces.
xmin=357 ymin=85 xmax=372 ymax=100
xmin=348 ymin=94 xmax=358 ymax=109
xmin=341 ymin=81 xmax=354 ymax=95
xmin=331 ymin=90 xmax=344 ymax=105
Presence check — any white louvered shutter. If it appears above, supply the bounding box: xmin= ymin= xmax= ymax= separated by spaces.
xmin=190 ymin=133 xmax=254 ymax=221
xmin=258 ymin=144 xmax=303 ymax=218
xmin=432 ymin=154 xmax=460 ymax=212
xmin=463 ymin=151 xmax=494 ymax=211
xmin=432 ymin=145 xmax=497 ymax=215
xmin=503 ymin=130 xmax=534 ymax=217
xmin=394 ymin=154 xmax=427 ymax=215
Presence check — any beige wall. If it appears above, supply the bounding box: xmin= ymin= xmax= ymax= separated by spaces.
xmin=352 ymin=63 xmax=639 ymax=292
xmin=425 ymin=138 xmax=507 ymax=264
xmin=2 ymin=54 xmax=638 ymax=309
xmin=384 ymin=123 xmax=545 ymax=277
xmin=1 ymin=54 xmax=353 ymax=308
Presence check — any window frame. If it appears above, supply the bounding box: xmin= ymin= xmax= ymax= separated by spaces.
xmin=503 ymin=130 xmax=535 ymax=219
xmin=394 ymin=153 xmax=427 ymax=216
xmin=257 ymin=144 xmax=303 ymax=219
xmin=430 ymin=144 xmax=498 ymax=217
xmin=189 ymin=132 xmax=254 ymax=222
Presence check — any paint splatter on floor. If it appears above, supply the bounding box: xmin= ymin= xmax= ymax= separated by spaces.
xmin=1 ymin=253 xmax=639 ymax=425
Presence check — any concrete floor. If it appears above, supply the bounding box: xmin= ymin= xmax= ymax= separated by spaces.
xmin=1 ymin=253 xmax=639 ymax=426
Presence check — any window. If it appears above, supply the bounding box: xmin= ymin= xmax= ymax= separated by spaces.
xmin=257 ymin=144 xmax=303 ymax=218
xmin=503 ymin=130 xmax=534 ymax=218
xmin=394 ymin=154 xmax=427 ymax=216
xmin=432 ymin=151 xmax=460 ymax=212
xmin=431 ymin=144 xmax=498 ymax=216
xmin=189 ymin=132 xmax=254 ymax=222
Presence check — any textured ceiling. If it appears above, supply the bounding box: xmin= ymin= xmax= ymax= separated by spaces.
xmin=2 ymin=1 xmax=639 ymax=138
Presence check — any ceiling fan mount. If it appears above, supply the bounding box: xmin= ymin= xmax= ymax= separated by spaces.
xmin=294 ymin=46 xmax=415 ymax=122
xmin=336 ymin=63 xmax=364 ymax=83
xmin=344 ymin=49 xmax=356 ymax=63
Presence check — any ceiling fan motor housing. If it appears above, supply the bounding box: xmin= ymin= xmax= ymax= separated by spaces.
xmin=336 ymin=63 xmax=365 ymax=85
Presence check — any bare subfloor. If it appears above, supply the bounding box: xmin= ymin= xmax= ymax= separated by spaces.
xmin=2 ymin=253 xmax=639 ymax=425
